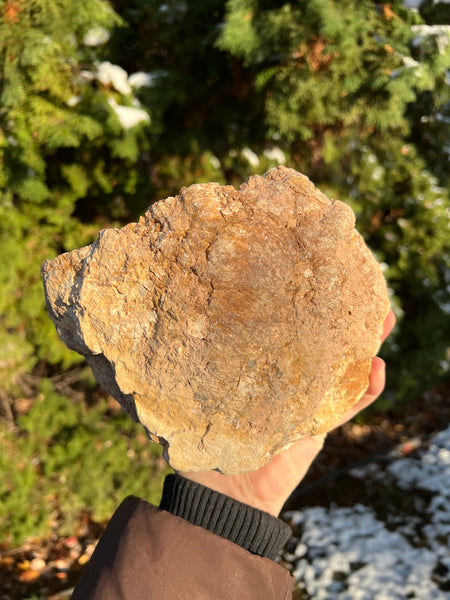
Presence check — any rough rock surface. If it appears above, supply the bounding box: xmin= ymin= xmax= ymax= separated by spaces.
xmin=41 ymin=167 xmax=390 ymax=474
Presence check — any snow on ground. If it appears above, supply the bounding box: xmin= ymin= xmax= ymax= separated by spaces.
xmin=283 ymin=426 xmax=450 ymax=599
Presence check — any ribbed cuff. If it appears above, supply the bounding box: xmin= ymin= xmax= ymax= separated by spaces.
xmin=159 ymin=474 xmax=291 ymax=561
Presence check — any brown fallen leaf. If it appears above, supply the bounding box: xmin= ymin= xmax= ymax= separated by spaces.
xmin=18 ymin=569 xmax=41 ymax=582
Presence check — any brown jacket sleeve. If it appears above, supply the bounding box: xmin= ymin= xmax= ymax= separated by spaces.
xmin=71 ymin=496 xmax=293 ymax=600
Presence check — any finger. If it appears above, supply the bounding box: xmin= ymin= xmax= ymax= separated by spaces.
xmin=333 ymin=357 xmax=386 ymax=428
xmin=364 ymin=356 xmax=386 ymax=400
xmin=381 ymin=309 xmax=396 ymax=342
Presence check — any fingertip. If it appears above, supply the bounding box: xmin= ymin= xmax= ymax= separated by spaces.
xmin=372 ymin=355 xmax=386 ymax=372
xmin=366 ymin=356 xmax=386 ymax=399
xmin=381 ymin=309 xmax=396 ymax=342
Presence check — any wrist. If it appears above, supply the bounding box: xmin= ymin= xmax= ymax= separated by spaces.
xmin=159 ymin=474 xmax=291 ymax=560
xmin=178 ymin=470 xmax=276 ymax=515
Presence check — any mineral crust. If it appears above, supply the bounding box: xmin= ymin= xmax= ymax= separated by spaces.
xmin=41 ymin=167 xmax=390 ymax=474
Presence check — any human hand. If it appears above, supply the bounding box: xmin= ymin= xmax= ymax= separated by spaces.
xmin=179 ymin=310 xmax=396 ymax=516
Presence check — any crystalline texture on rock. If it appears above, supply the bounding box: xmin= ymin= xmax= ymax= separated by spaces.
xmin=41 ymin=167 xmax=390 ymax=474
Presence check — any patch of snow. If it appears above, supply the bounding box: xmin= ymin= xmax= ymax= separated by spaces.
xmin=366 ymin=152 xmax=377 ymax=165
xmin=289 ymin=505 xmax=444 ymax=599
xmin=263 ymin=147 xmax=286 ymax=164
xmin=79 ymin=70 xmax=94 ymax=82
xmin=129 ymin=71 xmax=161 ymax=89
xmin=158 ymin=1 xmax=188 ymax=22
xmin=387 ymin=427 xmax=450 ymax=496
xmin=284 ymin=426 xmax=450 ymax=599
xmin=412 ymin=25 xmax=450 ymax=54
xmin=97 ymin=62 xmax=131 ymax=96
xmin=83 ymin=27 xmax=110 ymax=47
xmin=371 ymin=166 xmax=384 ymax=182
xmin=66 ymin=95 xmax=82 ymax=108
xmin=384 ymin=231 xmax=398 ymax=242
xmin=209 ymin=155 xmax=221 ymax=170
xmin=390 ymin=53 xmax=423 ymax=79
xmin=241 ymin=147 xmax=260 ymax=167
xmin=403 ymin=0 xmax=424 ymax=8
xmin=401 ymin=56 xmax=420 ymax=69
xmin=108 ymin=98 xmax=150 ymax=130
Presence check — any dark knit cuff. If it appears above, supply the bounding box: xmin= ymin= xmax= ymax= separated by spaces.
xmin=159 ymin=474 xmax=291 ymax=561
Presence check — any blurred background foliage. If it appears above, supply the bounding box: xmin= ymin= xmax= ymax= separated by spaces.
xmin=0 ymin=0 xmax=449 ymax=546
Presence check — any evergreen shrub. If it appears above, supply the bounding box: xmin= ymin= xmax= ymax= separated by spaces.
xmin=0 ymin=0 xmax=449 ymax=547
xmin=0 ymin=0 xmax=154 ymax=388
xmin=0 ymin=377 xmax=169 ymax=547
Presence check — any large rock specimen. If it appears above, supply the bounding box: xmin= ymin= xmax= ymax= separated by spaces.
xmin=41 ymin=167 xmax=390 ymax=474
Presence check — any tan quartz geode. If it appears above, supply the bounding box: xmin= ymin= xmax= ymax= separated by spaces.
xmin=41 ymin=166 xmax=390 ymax=474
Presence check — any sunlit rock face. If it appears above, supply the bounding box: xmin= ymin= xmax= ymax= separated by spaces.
xmin=41 ymin=167 xmax=390 ymax=474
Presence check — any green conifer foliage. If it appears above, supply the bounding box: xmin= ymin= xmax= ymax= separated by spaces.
xmin=0 ymin=378 xmax=169 ymax=546
xmin=0 ymin=0 xmax=154 ymax=384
